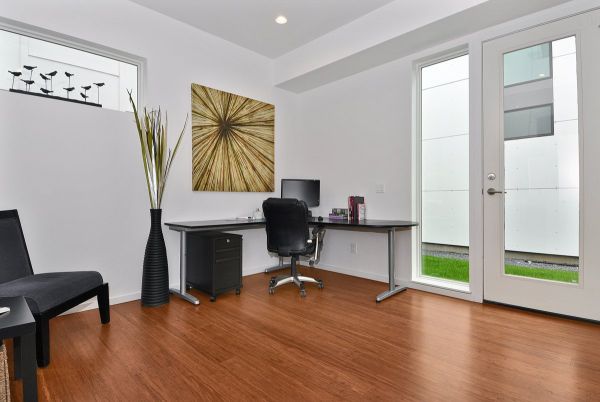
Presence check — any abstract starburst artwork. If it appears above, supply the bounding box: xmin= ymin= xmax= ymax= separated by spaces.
xmin=191 ymin=83 xmax=275 ymax=192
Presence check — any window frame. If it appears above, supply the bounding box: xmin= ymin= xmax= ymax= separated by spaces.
xmin=412 ymin=46 xmax=471 ymax=293
xmin=0 ymin=16 xmax=146 ymax=111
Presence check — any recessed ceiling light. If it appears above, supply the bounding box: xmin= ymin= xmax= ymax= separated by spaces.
xmin=275 ymin=15 xmax=287 ymax=24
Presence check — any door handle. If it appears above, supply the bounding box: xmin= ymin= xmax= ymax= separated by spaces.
xmin=487 ymin=188 xmax=507 ymax=195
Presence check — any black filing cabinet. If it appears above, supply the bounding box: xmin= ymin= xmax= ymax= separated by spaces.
xmin=186 ymin=231 xmax=243 ymax=301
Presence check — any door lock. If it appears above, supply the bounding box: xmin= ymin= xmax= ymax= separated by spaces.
xmin=487 ymin=188 xmax=507 ymax=195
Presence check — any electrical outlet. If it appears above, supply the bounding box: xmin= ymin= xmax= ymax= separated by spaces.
xmin=376 ymin=183 xmax=385 ymax=193
xmin=350 ymin=243 xmax=358 ymax=254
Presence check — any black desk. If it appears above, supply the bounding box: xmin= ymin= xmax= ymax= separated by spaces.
xmin=0 ymin=297 xmax=37 ymax=402
xmin=165 ymin=218 xmax=418 ymax=304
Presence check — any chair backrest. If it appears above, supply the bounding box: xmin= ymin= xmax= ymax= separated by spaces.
xmin=262 ymin=198 xmax=310 ymax=257
xmin=0 ymin=210 xmax=34 ymax=283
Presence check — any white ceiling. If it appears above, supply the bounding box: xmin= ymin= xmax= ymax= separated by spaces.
xmin=129 ymin=0 xmax=396 ymax=58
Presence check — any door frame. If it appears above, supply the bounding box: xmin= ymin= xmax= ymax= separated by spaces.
xmin=481 ymin=14 xmax=589 ymax=316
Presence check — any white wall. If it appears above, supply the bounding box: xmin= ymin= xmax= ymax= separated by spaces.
xmin=289 ymin=60 xmax=415 ymax=283
xmin=0 ymin=0 xmax=297 ymax=307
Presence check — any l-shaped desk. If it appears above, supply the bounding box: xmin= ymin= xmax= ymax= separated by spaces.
xmin=165 ymin=217 xmax=418 ymax=305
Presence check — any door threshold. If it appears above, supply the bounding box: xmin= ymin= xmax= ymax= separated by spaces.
xmin=484 ymin=300 xmax=600 ymax=325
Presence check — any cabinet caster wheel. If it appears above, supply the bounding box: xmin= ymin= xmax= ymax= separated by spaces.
xmin=300 ymin=289 xmax=306 ymax=297
xmin=210 ymin=296 xmax=216 ymax=302
xmin=235 ymin=288 xmax=241 ymax=295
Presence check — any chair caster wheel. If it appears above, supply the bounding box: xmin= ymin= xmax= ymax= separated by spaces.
xmin=300 ymin=289 xmax=306 ymax=297
xmin=235 ymin=288 xmax=241 ymax=295
xmin=210 ymin=296 xmax=216 ymax=302
xmin=318 ymin=281 xmax=324 ymax=289
xmin=268 ymin=288 xmax=275 ymax=295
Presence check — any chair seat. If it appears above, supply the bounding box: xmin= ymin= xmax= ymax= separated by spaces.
xmin=0 ymin=272 xmax=103 ymax=314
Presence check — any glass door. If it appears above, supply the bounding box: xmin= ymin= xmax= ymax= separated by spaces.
xmin=483 ymin=10 xmax=600 ymax=320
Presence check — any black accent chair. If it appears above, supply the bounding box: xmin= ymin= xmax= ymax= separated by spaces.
xmin=0 ymin=210 xmax=109 ymax=367
xmin=262 ymin=198 xmax=324 ymax=297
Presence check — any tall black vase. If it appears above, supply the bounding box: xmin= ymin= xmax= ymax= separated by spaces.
xmin=142 ymin=208 xmax=170 ymax=306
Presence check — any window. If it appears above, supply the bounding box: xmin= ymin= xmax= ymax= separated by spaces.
xmin=0 ymin=27 xmax=139 ymax=112
xmin=418 ymin=53 xmax=470 ymax=286
xmin=502 ymin=36 xmax=579 ymax=283
xmin=503 ymin=42 xmax=554 ymax=141
xmin=504 ymin=42 xmax=551 ymax=86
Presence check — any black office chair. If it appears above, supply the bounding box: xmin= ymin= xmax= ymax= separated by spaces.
xmin=262 ymin=198 xmax=324 ymax=297
xmin=0 ymin=210 xmax=110 ymax=367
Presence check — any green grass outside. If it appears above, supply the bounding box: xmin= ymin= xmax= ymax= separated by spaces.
xmin=422 ymin=255 xmax=579 ymax=284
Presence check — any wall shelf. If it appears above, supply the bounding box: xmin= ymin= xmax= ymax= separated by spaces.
xmin=9 ymin=88 xmax=102 ymax=108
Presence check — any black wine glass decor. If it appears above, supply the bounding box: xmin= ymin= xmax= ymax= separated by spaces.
xmin=20 ymin=79 xmax=34 ymax=92
xmin=23 ymin=65 xmax=36 ymax=80
xmin=94 ymin=82 xmax=105 ymax=104
xmin=65 ymin=71 xmax=74 ymax=88
xmin=8 ymin=67 xmax=105 ymax=107
xmin=40 ymin=73 xmax=49 ymax=90
xmin=81 ymin=85 xmax=91 ymax=102
xmin=46 ymin=71 xmax=57 ymax=91
xmin=8 ymin=71 xmax=22 ymax=89
xmin=64 ymin=86 xmax=75 ymax=99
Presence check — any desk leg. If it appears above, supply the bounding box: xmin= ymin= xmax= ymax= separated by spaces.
xmin=21 ymin=332 xmax=37 ymax=402
xmin=376 ymin=228 xmax=407 ymax=302
xmin=169 ymin=231 xmax=200 ymax=305
xmin=264 ymin=257 xmax=291 ymax=273
xmin=13 ymin=337 xmax=21 ymax=379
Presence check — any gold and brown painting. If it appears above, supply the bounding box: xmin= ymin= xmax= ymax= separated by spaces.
xmin=191 ymin=83 xmax=275 ymax=192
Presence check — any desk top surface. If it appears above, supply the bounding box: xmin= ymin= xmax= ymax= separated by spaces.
xmin=165 ymin=217 xmax=418 ymax=231
xmin=0 ymin=296 xmax=35 ymax=339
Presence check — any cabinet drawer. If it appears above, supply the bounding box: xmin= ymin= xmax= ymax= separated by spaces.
xmin=215 ymin=236 xmax=241 ymax=250
xmin=214 ymin=258 xmax=241 ymax=290
xmin=215 ymin=247 xmax=241 ymax=262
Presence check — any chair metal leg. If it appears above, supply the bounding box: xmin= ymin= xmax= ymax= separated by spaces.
xmin=268 ymin=256 xmax=324 ymax=295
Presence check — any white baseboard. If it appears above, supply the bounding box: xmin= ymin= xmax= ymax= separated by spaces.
xmin=61 ymin=290 xmax=141 ymax=315
xmin=311 ymin=262 xmax=389 ymax=283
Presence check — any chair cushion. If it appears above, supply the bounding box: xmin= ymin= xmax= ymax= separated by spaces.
xmin=0 ymin=271 xmax=103 ymax=314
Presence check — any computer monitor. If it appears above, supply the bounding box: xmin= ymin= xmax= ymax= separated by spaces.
xmin=281 ymin=179 xmax=320 ymax=207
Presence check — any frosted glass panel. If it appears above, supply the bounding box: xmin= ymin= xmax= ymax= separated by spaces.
xmin=504 ymin=42 xmax=551 ymax=86
xmin=504 ymin=105 xmax=553 ymax=140
xmin=421 ymin=80 xmax=469 ymax=140
xmin=422 ymin=55 xmax=469 ymax=89
xmin=420 ymin=54 xmax=469 ymax=283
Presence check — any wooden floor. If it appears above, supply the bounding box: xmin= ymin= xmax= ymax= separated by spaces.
xmin=8 ymin=268 xmax=600 ymax=401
